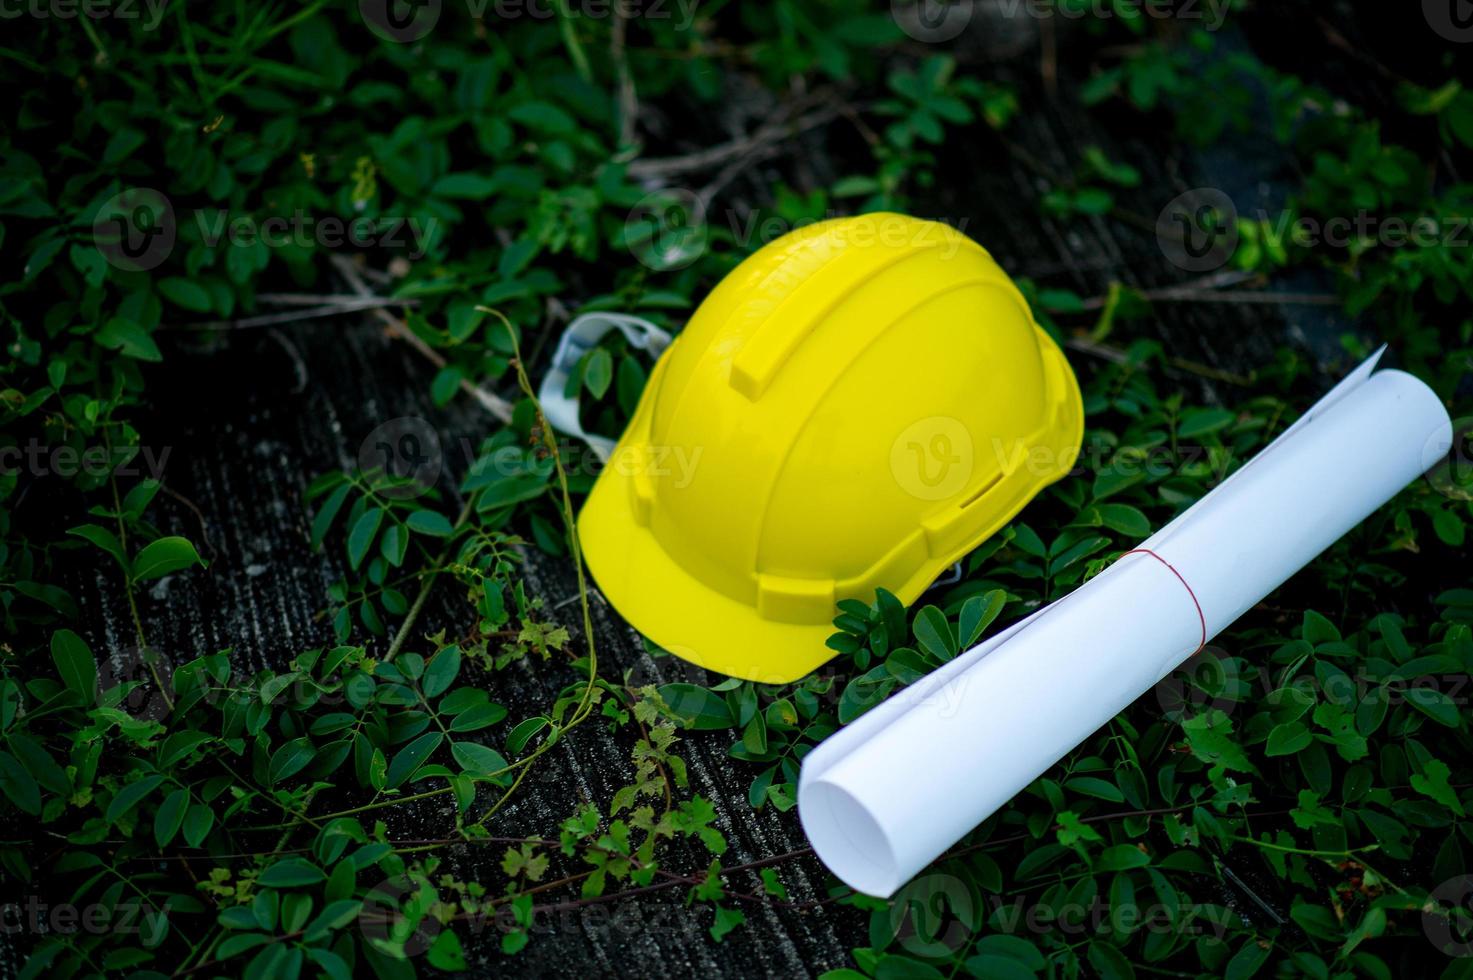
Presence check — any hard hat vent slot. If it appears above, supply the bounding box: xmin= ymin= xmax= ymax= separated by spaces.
xmin=958 ymin=473 xmax=1003 ymax=510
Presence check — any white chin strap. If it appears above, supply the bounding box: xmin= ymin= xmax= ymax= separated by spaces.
xmin=537 ymin=312 xmax=673 ymax=462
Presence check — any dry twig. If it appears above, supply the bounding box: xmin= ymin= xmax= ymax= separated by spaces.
xmin=329 ymin=254 xmax=515 ymax=423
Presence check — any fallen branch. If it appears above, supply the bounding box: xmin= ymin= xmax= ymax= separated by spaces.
xmin=329 ymin=254 xmax=515 ymax=424
xmin=163 ymin=296 xmax=417 ymax=331
xmin=627 ymin=103 xmax=845 ymax=181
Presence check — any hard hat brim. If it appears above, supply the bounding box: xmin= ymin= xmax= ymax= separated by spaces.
xmin=578 ymin=470 xmax=841 ymax=684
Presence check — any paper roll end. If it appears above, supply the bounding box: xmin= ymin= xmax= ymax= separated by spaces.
xmin=1374 ymin=369 xmax=1454 ymax=470
xmin=798 ymin=777 xmax=904 ymax=898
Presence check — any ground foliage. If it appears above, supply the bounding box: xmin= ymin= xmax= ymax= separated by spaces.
xmin=1 ymin=2 xmax=1472 ymax=978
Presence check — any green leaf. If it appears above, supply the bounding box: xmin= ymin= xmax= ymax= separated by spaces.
xmin=256 ymin=886 xmax=280 ymax=931
xmin=1224 ymin=938 xmax=1273 ymax=980
xmin=1177 ymin=408 xmax=1235 ymax=439
xmin=1405 ymin=688 xmax=1460 ymax=727
xmin=102 ymin=126 xmax=146 ymax=164
xmin=962 ymin=956 xmax=1035 ymax=980
xmin=325 ymin=860 xmax=356 ymax=903
xmin=474 ymin=473 xmax=549 ymax=510
xmin=1432 ymin=509 xmax=1465 ymax=547
xmin=497 ymin=239 xmax=538 ymax=279
xmin=1302 ymin=610 xmax=1341 ymax=645
xmin=447 ymin=702 xmax=508 ymax=732
xmin=1290 ymin=903 xmax=1341 ymax=941
xmin=94 ymin=317 xmax=163 ymax=361
xmin=709 ymin=905 xmax=745 ymax=943
xmin=1073 ymin=188 xmax=1114 ymax=214
xmin=872 ymin=960 xmax=944 ymax=980
xmin=759 ymin=868 xmax=788 ymax=901
xmin=0 ymin=751 xmax=41 ymax=815
xmin=657 ymin=684 xmax=735 ymax=730
xmin=8 ymin=735 xmax=68 ymax=795
xmin=742 ymin=713 xmax=768 ymax=755
xmin=50 ymin=628 xmax=97 ymax=703
xmin=71 ymin=243 xmax=108 ymax=287
xmin=106 ymin=774 xmax=165 ymax=823
xmin=431 ymin=365 xmax=463 ymax=406
xmin=428 ymin=929 xmax=467 ymax=971
xmin=912 ymin=605 xmax=957 ymax=661
xmin=422 ymin=646 xmax=462 ymax=698
xmin=432 ymin=172 xmax=499 ymax=199
xmin=219 ymin=906 xmax=261 ymax=930
xmin=386 ymin=732 xmax=443 ymax=788
xmin=259 ymin=672 xmax=301 ymax=705
xmin=184 ymin=803 xmax=215 ymax=847
xmin=1266 ymin=721 xmax=1313 ymax=756
xmin=1182 ymin=713 xmax=1255 ymax=772
xmin=281 ymin=892 xmax=313 ymax=933
xmin=1355 ymin=687 xmax=1389 ymax=736
xmin=583 ymin=347 xmax=613 ymax=399
xmin=399 ymin=653 xmax=425 ymax=681
xmin=306 ymin=948 xmax=353 ymax=980
xmin=1290 ymin=789 xmax=1339 ymax=829
xmin=507 ymin=717 xmax=549 ymax=754
xmin=269 ymin=738 xmax=318 ymax=784
xmin=957 ymin=590 xmax=1005 ymax=648
xmin=67 ymin=524 xmax=129 ymax=567
xmin=347 ymin=508 xmax=384 ymax=570
xmin=1096 ymin=844 xmax=1151 ymax=871
xmin=257 ymin=858 xmax=326 ymax=888
xmin=1095 ymin=503 xmax=1151 ymax=538
xmin=1410 ymin=759 xmax=1466 ymax=816
xmin=1066 ymin=776 xmax=1126 ymax=802
xmin=616 ymin=355 xmax=647 ymax=416
xmin=1086 ymin=940 xmax=1136 ymax=980
xmin=310 ymin=483 xmax=352 ymax=550
xmin=215 ymin=933 xmax=271 ymax=960
xmin=122 ymin=479 xmax=161 ymax=518
xmin=157 ymin=277 xmax=213 ymax=312
xmin=451 ymin=741 xmax=509 ymax=776
xmin=131 ymin=536 xmax=205 ymax=582
xmin=380 ymin=524 xmax=407 ymax=567
xmin=406 ymin=509 xmax=454 ymax=536
xmin=154 ymin=788 xmax=189 ymax=847
xmin=971 ymin=935 xmax=1045 ymax=971
xmin=246 ymin=943 xmax=290 ymax=977
xmin=508 ymin=99 xmax=576 ymax=134
xmin=303 ymin=900 xmax=362 ymax=942
xmin=1091 ymin=467 xmax=1144 ymax=503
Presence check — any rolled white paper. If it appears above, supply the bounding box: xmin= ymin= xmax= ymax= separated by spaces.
xmin=797 ymin=348 xmax=1453 ymax=897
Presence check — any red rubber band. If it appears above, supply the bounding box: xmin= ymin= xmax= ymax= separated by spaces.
xmin=1120 ymin=549 xmax=1207 ymax=654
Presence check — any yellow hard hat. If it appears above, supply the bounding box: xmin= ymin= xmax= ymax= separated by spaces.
xmin=578 ymin=213 xmax=1083 ymax=683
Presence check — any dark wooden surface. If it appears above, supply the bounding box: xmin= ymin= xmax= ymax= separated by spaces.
xmin=104 ymin=320 xmax=864 ymax=978
xmin=34 ymin=7 xmax=1406 ymax=977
